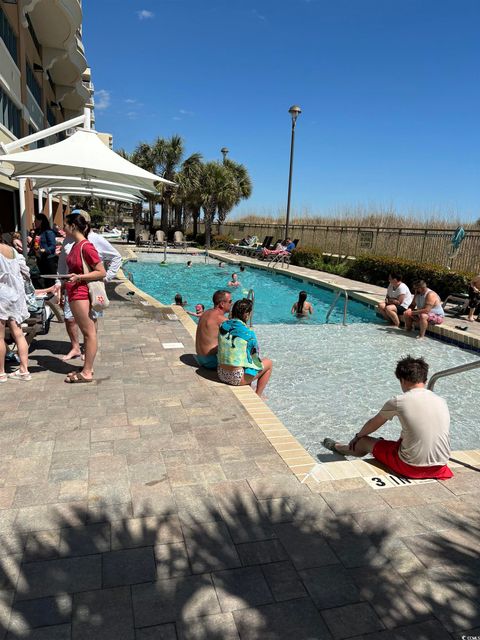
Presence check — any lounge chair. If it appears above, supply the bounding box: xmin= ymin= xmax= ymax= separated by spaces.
xmin=154 ymin=230 xmax=166 ymax=246
xmin=241 ymin=236 xmax=273 ymax=258
xmin=136 ymin=230 xmax=151 ymax=246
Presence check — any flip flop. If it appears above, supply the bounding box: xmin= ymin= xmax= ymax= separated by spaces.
xmin=455 ymin=326 xmax=468 ymax=331
xmin=65 ymin=372 xmax=93 ymax=384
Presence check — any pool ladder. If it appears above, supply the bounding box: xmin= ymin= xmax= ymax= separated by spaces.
xmin=427 ymin=359 xmax=480 ymax=391
xmin=326 ymin=289 xmax=349 ymax=325
xmin=247 ymin=289 xmax=255 ymax=327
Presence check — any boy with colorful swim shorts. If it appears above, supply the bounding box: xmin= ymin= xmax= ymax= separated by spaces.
xmin=322 ymin=356 xmax=453 ymax=479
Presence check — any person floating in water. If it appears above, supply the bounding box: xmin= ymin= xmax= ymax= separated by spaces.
xmin=186 ymin=260 xmax=192 ymax=268
xmin=291 ymin=291 xmax=313 ymax=317
xmin=322 ymin=356 xmax=453 ymax=480
xmin=228 ymin=272 xmax=241 ymax=288
xmin=187 ymin=303 xmax=205 ymax=318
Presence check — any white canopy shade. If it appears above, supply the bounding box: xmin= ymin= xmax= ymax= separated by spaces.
xmin=0 ymin=129 xmax=174 ymax=192
xmin=27 ymin=175 xmax=158 ymax=195
xmin=50 ymin=187 xmax=143 ymax=203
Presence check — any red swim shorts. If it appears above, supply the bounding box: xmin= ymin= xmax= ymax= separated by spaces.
xmin=372 ymin=439 xmax=453 ymax=480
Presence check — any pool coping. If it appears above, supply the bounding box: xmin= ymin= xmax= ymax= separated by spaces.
xmin=118 ymin=257 xmax=480 ymax=483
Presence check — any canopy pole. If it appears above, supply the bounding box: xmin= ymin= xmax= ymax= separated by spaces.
xmin=37 ymin=187 xmax=43 ymax=214
xmin=18 ymin=178 xmax=28 ymax=257
xmin=0 ymin=115 xmax=85 ymax=155
xmin=83 ymin=107 xmax=91 ymax=131
xmin=47 ymin=190 xmax=53 ymax=225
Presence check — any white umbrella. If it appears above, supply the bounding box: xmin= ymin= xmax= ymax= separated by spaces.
xmin=0 ymin=128 xmax=174 ymax=192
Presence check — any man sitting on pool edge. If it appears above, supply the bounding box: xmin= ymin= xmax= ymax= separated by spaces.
xmin=322 ymin=356 xmax=453 ymax=479
xmin=195 ymin=289 xmax=233 ymax=369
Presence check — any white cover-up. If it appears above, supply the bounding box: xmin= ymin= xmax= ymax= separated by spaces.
xmin=0 ymin=249 xmax=29 ymax=324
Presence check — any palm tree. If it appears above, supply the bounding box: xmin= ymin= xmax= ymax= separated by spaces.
xmin=199 ymin=161 xmax=237 ymax=249
xmin=172 ymin=153 xmax=203 ymax=235
xmin=217 ymin=158 xmax=253 ymax=233
xmin=116 ymin=148 xmax=147 ymax=231
xmin=151 ymin=135 xmax=184 ymax=231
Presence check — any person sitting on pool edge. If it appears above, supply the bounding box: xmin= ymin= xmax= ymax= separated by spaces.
xmin=403 ymin=279 xmax=444 ymax=339
xmin=291 ymin=290 xmax=313 ymax=317
xmin=322 ymin=355 xmax=453 ymax=479
xmin=217 ymin=298 xmax=273 ymax=398
xmin=228 ymin=272 xmax=241 ymax=287
xmin=377 ymin=273 xmax=413 ymax=328
xmin=195 ymin=289 xmax=232 ymax=369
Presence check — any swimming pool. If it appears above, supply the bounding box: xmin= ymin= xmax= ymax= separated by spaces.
xmin=125 ymin=260 xmax=378 ymax=324
xmin=125 ymin=257 xmax=480 ymax=452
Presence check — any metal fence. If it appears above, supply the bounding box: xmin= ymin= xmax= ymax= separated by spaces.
xmin=200 ymin=222 xmax=480 ymax=273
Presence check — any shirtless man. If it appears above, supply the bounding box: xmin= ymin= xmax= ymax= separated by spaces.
xmin=403 ymin=280 xmax=444 ymax=339
xmin=195 ymin=289 xmax=233 ymax=369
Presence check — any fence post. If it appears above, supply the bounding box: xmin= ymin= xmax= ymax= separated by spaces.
xmin=420 ymin=229 xmax=428 ymax=263
xmin=395 ymin=229 xmax=401 ymax=258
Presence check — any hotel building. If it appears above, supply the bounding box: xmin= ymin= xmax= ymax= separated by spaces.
xmin=0 ymin=0 xmax=92 ymax=231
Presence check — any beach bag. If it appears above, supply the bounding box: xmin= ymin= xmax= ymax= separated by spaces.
xmin=80 ymin=243 xmax=110 ymax=312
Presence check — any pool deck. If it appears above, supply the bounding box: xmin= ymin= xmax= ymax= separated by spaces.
xmin=0 ymin=247 xmax=479 ymax=638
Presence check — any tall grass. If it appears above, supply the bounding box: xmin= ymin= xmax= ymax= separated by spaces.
xmin=233 ymin=204 xmax=480 ymax=229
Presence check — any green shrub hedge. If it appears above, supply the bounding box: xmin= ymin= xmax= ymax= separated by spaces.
xmin=347 ymin=255 xmax=473 ymax=300
xmin=290 ymin=247 xmax=351 ymax=276
xmin=291 ymin=249 xmax=473 ymax=299
xmin=186 ymin=232 xmax=235 ymax=249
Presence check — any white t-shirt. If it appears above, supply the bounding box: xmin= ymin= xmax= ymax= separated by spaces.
xmin=386 ymin=282 xmax=413 ymax=309
xmin=57 ymin=232 xmax=122 ymax=282
xmin=379 ymin=387 xmax=451 ymax=466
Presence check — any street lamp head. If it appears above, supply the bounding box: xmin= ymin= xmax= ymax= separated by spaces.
xmin=220 ymin=147 xmax=229 ymax=159
xmin=288 ymin=105 xmax=302 ymax=122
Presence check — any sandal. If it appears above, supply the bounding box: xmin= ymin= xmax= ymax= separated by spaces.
xmin=7 ymin=371 xmax=32 ymax=381
xmin=0 ymin=373 xmax=7 ymax=383
xmin=65 ymin=372 xmax=93 ymax=384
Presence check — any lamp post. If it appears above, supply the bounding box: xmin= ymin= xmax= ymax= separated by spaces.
xmin=220 ymin=147 xmax=229 ymax=163
xmin=285 ymin=105 xmax=301 ymax=240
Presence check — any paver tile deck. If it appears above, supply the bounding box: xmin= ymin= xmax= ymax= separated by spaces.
xmin=0 ymin=266 xmax=478 ymax=638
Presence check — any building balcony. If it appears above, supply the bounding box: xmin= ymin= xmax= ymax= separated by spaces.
xmin=21 ymin=0 xmax=82 ymax=48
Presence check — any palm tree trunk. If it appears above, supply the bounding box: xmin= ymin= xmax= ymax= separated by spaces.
xmin=161 ymin=202 xmax=168 ymax=232
xmin=205 ymin=210 xmax=214 ymax=249
xmin=192 ymin=208 xmax=199 ymax=237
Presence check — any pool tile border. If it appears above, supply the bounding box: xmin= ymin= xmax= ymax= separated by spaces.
xmin=117 ymin=262 xmax=480 ymax=484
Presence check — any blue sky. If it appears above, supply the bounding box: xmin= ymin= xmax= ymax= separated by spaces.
xmin=83 ymin=0 xmax=480 ymax=221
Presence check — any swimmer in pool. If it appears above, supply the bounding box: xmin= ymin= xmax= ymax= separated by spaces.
xmin=291 ymin=291 xmax=313 ymax=317
xmin=228 ymin=272 xmax=241 ymax=288
xmin=187 ymin=303 xmax=205 ymax=318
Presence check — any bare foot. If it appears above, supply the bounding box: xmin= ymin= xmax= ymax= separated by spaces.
xmin=62 ymin=351 xmax=82 ymax=361
xmin=467 ymin=318 xmax=474 ymax=322
xmin=415 ymin=335 xmax=425 ymax=340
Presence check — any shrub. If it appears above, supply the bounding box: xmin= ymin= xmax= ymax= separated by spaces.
xmin=211 ymin=234 xmax=235 ymax=249
xmin=191 ymin=233 xmax=234 ymax=249
xmin=347 ymin=255 xmax=473 ymax=299
xmin=290 ymin=247 xmax=351 ymax=276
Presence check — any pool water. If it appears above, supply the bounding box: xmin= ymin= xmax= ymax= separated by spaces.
xmin=125 ymin=258 xmax=479 ymax=453
xmin=125 ymin=260 xmax=378 ymax=324
xmin=257 ymin=323 xmax=479 ymax=453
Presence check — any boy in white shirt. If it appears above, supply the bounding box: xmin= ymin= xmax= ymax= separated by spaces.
xmin=377 ymin=273 xmax=413 ymax=328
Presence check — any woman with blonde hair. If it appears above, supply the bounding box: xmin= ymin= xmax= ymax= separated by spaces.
xmin=64 ymin=212 xmax=106 ymax=383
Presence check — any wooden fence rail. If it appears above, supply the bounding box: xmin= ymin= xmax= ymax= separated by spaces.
xmin=197 ymin=222 xmax=480 ymax=273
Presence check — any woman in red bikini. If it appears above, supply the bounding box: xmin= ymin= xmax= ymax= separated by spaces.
xmin=64 ymin=212 xmax=106 ymax=383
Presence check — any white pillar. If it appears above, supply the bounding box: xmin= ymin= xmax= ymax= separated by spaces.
xmin=47 ymin=191 xmax=53 ymax=225
xmin=83 ymin=107 xmax=91 ymax=130
xmin=38 ymin=188 xmax=44 ymax=214
xmin=18 ymin=178 xmax=28 ymax=257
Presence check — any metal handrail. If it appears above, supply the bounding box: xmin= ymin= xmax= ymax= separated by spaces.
xmin=325 ymin=289 xmax=349 ymax=325
xmin=205 ymin=250 xmax=209 ymax=263
xmin=247 ymin=288 xmax=255 ymax=327
xmin=427 ymin=359 xmax=480 ymax=391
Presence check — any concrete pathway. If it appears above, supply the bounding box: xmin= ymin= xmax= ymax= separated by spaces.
xmin=0 ymin=278 xmax=479 ymax=639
